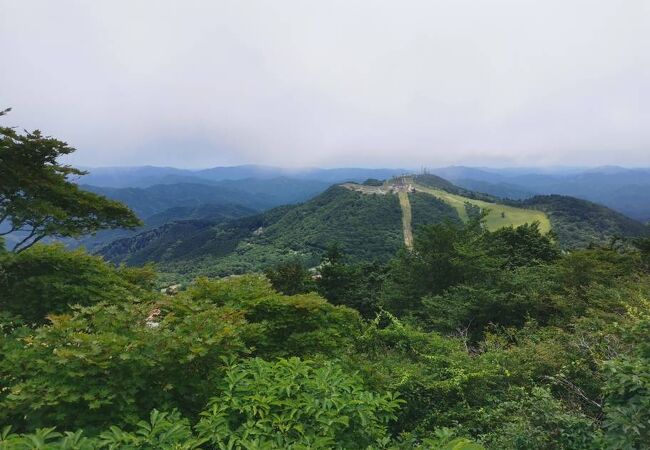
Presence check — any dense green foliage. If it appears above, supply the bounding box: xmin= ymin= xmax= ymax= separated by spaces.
xmin=518 ymin=195 xmax=649 ymax=248
xmin=0 ymin=358 xmax=400 ymax=449
xmin=3 ymin=126 xmax=650 ymax=448
xmin=255 ymin=186 xmax=403 ymax=261
xmin=264 ymin=259 xmax=316 ymax=295
xmin=409 ymin=192 xmax=461 ymax=229
xmin=101 ymin=186 xmax=405 ymax=280
xmin=4 ymin=210 xmax=650 ymax=448
xmin=98 ymin=178 xmax=646 ymax=284
xmin=0 ymin=244 xmax=155 ymax=324
xmin=309 ymin=219 xmax=648 ymax=448
xmin=100 ymin=218 xmax=251 ymax=267
xmin=315 ymin=244 xmax=390 ymax=319
xmin=195 ymin=357 xmax=401 ymax=448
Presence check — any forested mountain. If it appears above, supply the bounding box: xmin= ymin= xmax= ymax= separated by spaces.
xmin=100 ymin=186 xmax=406 ymax=277
xmin=79 ymin=164 xmax=650 ymax=222
xmin=518 ymin=195 xmax=649 ymax=248
xmin=78 ymin=165 xmax=406 ymax=188
xmin=99 ymin=184 xmax=461 ymax=277
xmin=73 ymin=202 xmax=256 ymax=253
xmin=66 ymin=178 xmax=330 ymax=252
xmin=99 ymin=178 xmax=648 ymax=280
xmin=4 ymin=113 xmax=650 ymax=449
xmin=433 ymin=166 xmax=650 ymax=222
xmin=82 ymin=181 xmax=303 ymax=217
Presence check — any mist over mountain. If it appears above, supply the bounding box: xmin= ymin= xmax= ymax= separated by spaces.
xmin=77 ymin=164 xmax=650 ymax=223
xmin=430 ymin=166 xmax=650 ymax=222
xmin=78 ymin=165 xmax=408 ymax=188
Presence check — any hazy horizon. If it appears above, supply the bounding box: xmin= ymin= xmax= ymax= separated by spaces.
xmin=78 ymin=163 xmax=648 ymax=172
xmin=2 ymin=1 xmax=649 ymax=168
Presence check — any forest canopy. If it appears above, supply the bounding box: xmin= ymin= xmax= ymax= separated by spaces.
xmin=1 ymin=116 xmax=650 ymax=449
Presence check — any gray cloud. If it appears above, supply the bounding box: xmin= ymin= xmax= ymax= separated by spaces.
xmin=1 ymin=0 xmax=649 ymax=168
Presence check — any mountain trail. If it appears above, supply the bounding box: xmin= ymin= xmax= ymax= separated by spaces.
xmin=398 ymin=191 xmax=413 ymax=249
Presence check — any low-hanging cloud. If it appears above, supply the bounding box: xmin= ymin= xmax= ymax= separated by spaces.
xmin=1 ymin=0 xmax=649 ymax=168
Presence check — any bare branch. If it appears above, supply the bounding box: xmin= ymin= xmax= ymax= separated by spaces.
xmin=545 ymin=375 xmax=603 ymax=410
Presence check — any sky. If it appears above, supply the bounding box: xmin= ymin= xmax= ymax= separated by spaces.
xmin=1 ymin=0 xmax=649 ymax=169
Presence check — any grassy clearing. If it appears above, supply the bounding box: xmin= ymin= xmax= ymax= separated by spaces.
xmin=412 ymin=183 xmax=552 ymax=233
xmin=398 ymin=191 xmax=413 ymax=248
xmin=342 ymin=180 xmax=552 ymax=235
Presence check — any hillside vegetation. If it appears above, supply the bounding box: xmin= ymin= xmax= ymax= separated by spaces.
xmin=519 ymin=195 xmax=650 ymax=248
xmin=410 ymin=175 xmax=552 ymax=232
xmin=101 ymin=176 xmax=648 ymax=280
xmin=101 ymin=186 xmax=405 ymax=279
xmin=434 ymin=166 xmax=650 ymax=222
xmin=65 ymin=178 xmax=330 ymax=252
xmin=4 ymin=218 xmax=650 ymax=448
xmin=3 ymin=115 xmax=650 ymax=448
xmin=74 ymin=202 xmax=256 ymax=253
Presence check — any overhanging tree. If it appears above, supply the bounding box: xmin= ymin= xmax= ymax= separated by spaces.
xmin=0 ymin=108 xmax=141 ymax=252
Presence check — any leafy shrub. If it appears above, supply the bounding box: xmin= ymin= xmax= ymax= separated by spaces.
xmin=0 ymin=244 xmax=155 ymax=324
xmin=602 ymin=316 xmax=650 ymax=449
xmin=265 ymin=259 xmax=315 ymax=295
xmin=196 ymin=357 xmax=402 ymax=449
xmin=0 ymin=294 xmax=250 ymax=431
xmin=0 ymin=359 xmax=411 ymax=450
xmin=0 ymin=410 xmax=201 ymax=449
xmin=473 ymin=387 xmax=598 ymax=450
xmin=183 ymin=275 xmax=362 ymax=357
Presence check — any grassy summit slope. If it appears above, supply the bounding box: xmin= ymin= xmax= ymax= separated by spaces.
xmin=345 ymin=175 xmax=552 ymax=233
xmin=412 ymin=182 xmax=552 ymax=233
xmin=409 ymin=174 xmax=647 ymax=248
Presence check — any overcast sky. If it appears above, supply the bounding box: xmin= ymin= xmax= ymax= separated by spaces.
xmin=1 ymin=1 xmax=649 ymax=169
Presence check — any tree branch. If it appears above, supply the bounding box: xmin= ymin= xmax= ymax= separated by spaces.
xmin=0 ymin=223 xmax=20 ymax=236
xmin=11 ymin=227 xmax=40 ymax=252
xmin=14 ymin=232 xmax=47 ymax=253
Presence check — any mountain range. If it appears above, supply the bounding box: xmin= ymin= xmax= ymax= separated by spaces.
xmin=77 ymin=165 xmax=408 ymax=188
xmin=77 ymin=164 xmax=650 ymax=223
xmin=98 ymin=174 xmax=649 ymax=280
xmin=430 ymin=166 xmax=650 ymax=222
